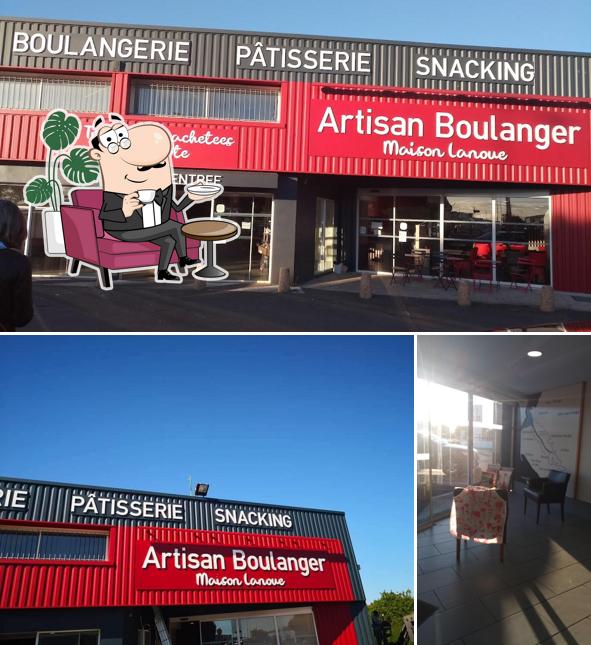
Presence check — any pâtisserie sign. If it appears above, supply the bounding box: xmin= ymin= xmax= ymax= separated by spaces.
xmin=135 ymin=541 xmax=336 ymax=590
xmin=309 ymin=99 xmax=590 ymax=168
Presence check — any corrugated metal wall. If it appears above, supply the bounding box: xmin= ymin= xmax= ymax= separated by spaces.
xmin=314 ymin=603 xmax=360 ymax=645
xmin=1 ymin=18 xmax=589 ymax=96
xmin=551 ymin=189 xmax=591 ymax=293
xmin=1 ymin=79 xmax=589 ymax=187
xmin=0 ymin=477 xmax=366 ymax=603
xmin=0 ymin=525 xmax=354 ymax=608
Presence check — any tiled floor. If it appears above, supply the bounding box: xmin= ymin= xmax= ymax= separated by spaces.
xmin=417 ymin=484 xmax=591 ymax=644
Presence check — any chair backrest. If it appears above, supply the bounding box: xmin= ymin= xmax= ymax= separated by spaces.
xmin=69 ymin=189 xmax=104 ymax=237
xmin=71 ymin=189 xmax=103 ymax=209
xmin=548 ymin=470 xmax=570 ymax=487
xmin=547 ymin=470 xmax=570 ymax=501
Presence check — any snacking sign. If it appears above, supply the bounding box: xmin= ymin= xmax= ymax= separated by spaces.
xmin=309 ymin=99 xmax=590 ymax=168
xmin=135 ymin=541 xmax=336 ymax=591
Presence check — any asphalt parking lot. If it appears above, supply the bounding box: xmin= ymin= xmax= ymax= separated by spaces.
xmin=17 ymin=278 xmax=590 ymax=332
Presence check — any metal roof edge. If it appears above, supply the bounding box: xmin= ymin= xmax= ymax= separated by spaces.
xmin=0 ymin=475 xmax=347 ymax=516
xmin=1 ymin=15 xmax=590 ymax=58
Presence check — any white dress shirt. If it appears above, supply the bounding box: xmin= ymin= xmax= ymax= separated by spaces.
xmin=141 ymin=201 xmax=162 ymax=228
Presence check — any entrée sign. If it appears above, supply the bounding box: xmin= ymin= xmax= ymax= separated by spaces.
xmin=135 ymin=541 xmax=336 ymax=590
xmin=309 ymin=100 xmax=590 ymax=168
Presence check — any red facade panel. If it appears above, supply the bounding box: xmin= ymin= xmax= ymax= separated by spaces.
xmin=551 ymin=190 xmax=591 ymax=293
xmin=1 ymin=72 xmax=589 ymax=187
xmin=313 ymin=603 xmax=359 ymax=645
xmin=0 ymin=522 xmax=354 ymax=609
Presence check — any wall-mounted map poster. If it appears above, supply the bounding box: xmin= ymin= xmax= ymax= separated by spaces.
xmin=518 ymin=383 xmax=582 ymax=498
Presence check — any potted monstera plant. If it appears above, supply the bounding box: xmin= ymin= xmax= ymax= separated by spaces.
xmin=24 ymin=109 xmax=100 ymax=256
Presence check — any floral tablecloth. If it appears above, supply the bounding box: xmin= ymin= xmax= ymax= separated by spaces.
xmin=450 ymin=485 xmax=507 ymax=544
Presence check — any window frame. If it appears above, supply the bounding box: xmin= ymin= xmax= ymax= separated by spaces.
xmin=35 ymin=629 xmax=101 ymax=645
xmin=0 ymin=521 xmax=112 ymax=566
xmin=127 ymin=74 xmax=285 ymax=128
xmin=0 ymin=71 xmax=111 ymax=115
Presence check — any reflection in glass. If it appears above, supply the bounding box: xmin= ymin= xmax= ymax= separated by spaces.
xmin=444 ymin=196 xmax=493 ymax=223
xmin=315 ymin=198 xmax=336 ymax=273
xmin=201 ymin=619 xmax=238 ymax=645
xmin=239 ymin=616 xmax=277 ymax=645
xmin=473 ymin=396 xmax=503 ymax=475
xmin=190 ymin=191 xmax=273 ymax=282
xmin=277 ymin=613 xmax=319 ymax=645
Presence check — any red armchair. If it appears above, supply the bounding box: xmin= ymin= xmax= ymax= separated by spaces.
xmin=60 ymin=189 xmax=199 ymax=290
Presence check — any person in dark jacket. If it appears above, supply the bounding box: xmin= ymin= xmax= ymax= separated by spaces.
xmin=0 ymin=199 xmax=33 ymax=331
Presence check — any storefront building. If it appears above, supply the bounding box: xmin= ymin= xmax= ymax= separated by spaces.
xmin=0 ymin=477 xmax=372 ymax=645
xmin=0 ymin=18 xmax=590 ymax=289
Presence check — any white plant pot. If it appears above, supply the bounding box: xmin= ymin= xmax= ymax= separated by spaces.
xmin=42 ymin=209 xmax=66 ymax=257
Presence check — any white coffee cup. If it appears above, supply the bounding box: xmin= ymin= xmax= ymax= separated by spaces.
xmin=138 ymin=189 xmax=156 ymax=204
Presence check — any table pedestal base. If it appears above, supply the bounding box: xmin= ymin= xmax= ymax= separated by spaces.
xmin=193 ymin=264 xmax=228 ymax=280
xmin=193 ymin=240 xmax=228 ymax=281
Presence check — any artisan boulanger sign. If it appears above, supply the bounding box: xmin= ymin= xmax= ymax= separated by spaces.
xmin=235 ymin=41 xmax=372 ymax=74
xmin=136 ymin=541 xmax=335 ymax=590
xmin=310 ymin=99 xmax=590 ymax=167
xmin=414 ymin=54 xmax=536 ymax=84
xmin=214 ymin=507 xmax=294 ymax=529
xmin=12 ymin=29 xmax=191 ymax=64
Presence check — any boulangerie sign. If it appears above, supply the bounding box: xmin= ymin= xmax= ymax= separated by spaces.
xmin=309 ymin=99 xmax=591 ymax=168
xmin=135 ymin=541 xmax=337 ymax=590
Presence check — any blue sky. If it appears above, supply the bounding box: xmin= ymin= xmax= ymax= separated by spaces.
xmin=1 ymin=0 xmax=590 ymax=52
xmin=0 ymin=335 xmax=414 ymax=600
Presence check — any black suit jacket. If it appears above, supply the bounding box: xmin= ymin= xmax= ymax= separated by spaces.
xmin=99 ymin=186 xmax=193 ymax=232
xmin=0 ymin=248 xmax=33 ymax=331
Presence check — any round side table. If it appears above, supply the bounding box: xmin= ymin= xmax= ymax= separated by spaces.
xmin=181 ymin=218 xmax=240 ymax=280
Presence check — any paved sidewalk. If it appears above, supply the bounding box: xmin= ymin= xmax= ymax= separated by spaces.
xmin=15 ymin=274 xmax=591 ymax=332
xmin=305 ymin=272 xmax=591 ymax=313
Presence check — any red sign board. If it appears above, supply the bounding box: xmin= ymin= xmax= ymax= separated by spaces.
xmin=135 ymin=541 xmax=337 ymax=591
xmin=167 ymin=123 xmax=239 ymax=169
xmin=309 ymin=99 xmax=590 ymax=168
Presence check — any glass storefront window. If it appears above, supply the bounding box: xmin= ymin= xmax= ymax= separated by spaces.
xmin=443 ymin=196 xmax=493 ymax=255
xmin=37 ymin=633 xmax=99 ymax=645
xmin=473 ymin=396 xmax=503 ymax=476
xmin=417 ymin=379 xmax=504 ymax=530
xmin=358 ymin=192 xmax=550 ymax=286
xmin=184 ymin=191 xmax=273 ymax=282
xmin=276 ymin=613 xmax=318 ymax=645
xmin=239 ymin=616 xmax=277 ymax=645
xmin=201 ymin=619 xmax=238 ymax=645
xmin=495 ymin=196 xmax=549 ymax=284
xmin=174 ymin=611 xmax=318 ymax=645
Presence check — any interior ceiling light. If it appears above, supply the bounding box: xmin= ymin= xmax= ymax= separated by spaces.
xmin=527 ymin=350 xmax=543 ymax=358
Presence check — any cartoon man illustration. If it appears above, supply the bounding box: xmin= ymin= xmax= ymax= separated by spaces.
xmin=89 ymin=114 xmax=222 ymax=283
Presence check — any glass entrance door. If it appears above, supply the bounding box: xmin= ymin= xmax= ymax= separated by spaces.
xmin=357 ymin=194 xmax=394 ymax=272
xmin=393 ymin=196 xmax=440 ymax=276
xmin=315 ymin=197 xmax=336 ymax=273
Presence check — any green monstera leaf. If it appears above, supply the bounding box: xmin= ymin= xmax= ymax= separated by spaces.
xmin=62 ymin=147 xmax=100 ymax=185
xmin=24 ymin=176 xmax=53 ymax=205
xmin=42 ymin=110 xmax=80 ymax=151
